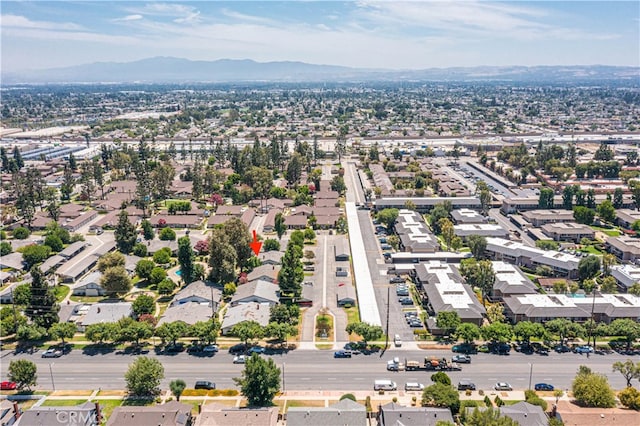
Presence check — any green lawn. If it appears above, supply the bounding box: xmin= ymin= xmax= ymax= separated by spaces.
xmin=344 ymin=306 xmax=360 ymax=325
xmin=53 ymin=285 xmax=70 ymax=303
xmin=579 ymin=245 xmax=604 ymax=255
xmin=40 ymin=399 xmax=88 ymax=406
xmin=93 ymin=399 xmax=123 ymax=420
xmin=590 ymin=226 xmax=622 ymax=237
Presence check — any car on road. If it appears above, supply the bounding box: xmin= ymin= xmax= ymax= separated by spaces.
xmin=404 ymin=382 xmax=425 ymax=392
xmin=42 ymin=349 xmax=62 ymax=358
xmin=334 ymin=350 xmax=352 ymax=358
xmin=304 ymin=281 xmax=313 ymax=286
xmin=494 ymin=382 xmax=513 ymax=391
xmin=534 ymin=383 xmax=555 ymax=391
xmin=394 ymin=335 xmax=402 ymax=347
xmin=203 ymin=345 xmax=219 ymax=354
xmin=233 ymin=355 xmax=247 ymax=364
xmin=344 ymin=342 xmax=363 ymax=354
xmin=194 ymin=380 xmax=215 ymax=390
xmin=248 ymin=346 xmax=265 ymax=354
xmin=574 ymin=345 xmax=594 ymax=354
xmin=0 ymin=381 xmax=16 ymax=391
xmin=452 ymin=355 xmax=471 ymax=364
xmin=457 ymin=380 xmax=476 ymax=391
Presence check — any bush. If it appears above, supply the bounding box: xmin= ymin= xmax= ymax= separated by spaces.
xmin=132 ymin=243 xmax=148 ymax=257
xmin=153 ymin=248 xmax=172 ymax=264
xmin=484 ymin=395 xmax=492 ymax=407
xmin=619 ymin=386 xmax=640 ymax=410
xmin=157 ymin=278 xmax=176 ymax=295
xmin=365 ymin=396 xmax=372 ymax=412
xmin=526 ymin=395 xmax=548 ymax=411
xmin=494 ymin=396 xmax=504 ymax=407
xmin=159 ymin=227 xmax=176 ymax=241
xmin=13 ymin=227 xmax=30 ymax=239
xmin=0 ymin=241 xmax=12 ymax=256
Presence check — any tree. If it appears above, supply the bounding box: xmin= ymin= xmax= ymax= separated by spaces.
xmin=16 ymin=324 xmax=46 ymax=342
xmin=100 ymin=266 xmax=132 ymax=295
xmin=13 ymin=227 xmax=30 ymax=239
xmin=572 ymin=365 xmax=615 ymax=408
xmin=274 ymin=212 xmax=286 ymax=239
xmin=536 ymin=240 xmax=559 ymax=251
xmin=177 ymin=236 xmax=196 ymax=284
xmin=438 ymin=218 xmax=455 ymax=251
xmin=115 ymin=210 xmax=137 ymax=254
xmin=377 ymin=208 xmax=399 ymax=232
xmin=479 ymin=189 xmax=492 ymax=215
xmin=141 ymin=219 xmax=154 ymax=240
xmin=618 ymin=386 xmax=640 ymax=410
xmin=609 ymin=318 xmax=640 ymax=350
xmin=208 ymin=228 xmax=237 ymax=285
xmin=538 ymin=187 xmax=554 ymax=209
xmin=223 ymin=218 xmax=252 ymax=271
xmin=345 ymin=322 xmax=383 ymax=347
xmin=97 ymin=251 xmax=126 ymax=273
xmin=599 ymin=275 xmax=618 ymax=293
xmin=513 ymin=321 xmax=545 ymax=344
xmin=25 ymin=266 xmax=58 ymax=329
xmin=421 ymin=382 xmax=460 ymax=414
xmin=455 ymin=323 xmax=481 ymax=344
xmin=125 ymin=356 xmax=164 ymax=397
xmin=436 ymin=311 xmax=461 ymax=336
xmin=612 ymin=360 xmax=640 ymax=388
xmin=613 ymin=187 xmax=624 ymax=209
xmin=269 ymin=304 xmax=300 ymax=326
xmin=230 ymin=320 xmax=264 ymax=345
xmin=601 ymin=253 xmax=617 ymax=276
xmin=21 ymin=244 xmax=51 ymax=268
xmin=263 ymin=239 xmax=280 ymax=251
xmin=466 ymin=235 xmax=487 ymax=260
xmin=8 ymin=359 xmax=37 ymax=391
xmin=459 ymin=259 xmax=495 ymax=306
xmin=597 ymin=200 xmax=616 ymax=223
xmin=170 ymin=379 xmax=187 ymax=401
xmin=117 ymin=317 xmax=153 ymax=346
xmin=0 ymin=241 xmax=12 ymax=256
xmin=265 ymin=322 xmax=298 ymax=345
xmin=573 ymin=206 xmax=595 ymax=225
xmin=85 ymin=322 xmax=117 ymax=344
xmin=44 ymin=234 xmax=63 ymax=252
xmin=286 ymin=152 xmax=303 ymax=186
xmin=149 ymin=267 xmax=168 ymax=285
xmin=48 ymin=322 xmax=76 ymax=345
xmin=486 ymin=303 xmax=505 ymax=324
xmin=190 ymin=319 xmax=220 ymax=344
xmin=159 ymin=227 xmax=176 ymax=241
xmin=157 ymin=278 xmax=177 ymax=295
xmin=135 ymin=259 xmax=155 ymax=280
xmin=233 ymin=353 xmax=281 ymax=406
xmin=430 ymin=372 xmax=452 ymax=386
xmin=481 ymin=322 xmax=513 ymax=343
xmin=465 ymin=407 xmax=519 ymax=426
xmin=578 ymin=255 xmax=600 ymax=282
xmin=153 ymin=247 xmax=172 ymax=264
xmin=155 ymin=321 xmax=188 ymax=346
xmin=629 ymin=282 xmax=640 ymax=296
xmin=132 ymin=294 xmax=155 ymax=316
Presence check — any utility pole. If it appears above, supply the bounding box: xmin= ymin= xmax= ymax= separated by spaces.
xmin=49 ymin=363 xmax=56 ymax=391
xmin=528 ymin=363 xmax=533 ymax=390
xmin=385 ymin=286 xmax=390 ymax=350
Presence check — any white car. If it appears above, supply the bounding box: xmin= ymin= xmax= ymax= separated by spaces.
xmin=233 ymin=355 xmax=247 ymax=364
xmin=494 ymin=382 xmax=513 ymax=391
xmin=394 ymin=334 xmax=402 ymax=347
xmin=203 ymin=345 xmax=219 ymax=354
xmin=405 ymin=382 xmax=425 ymax=392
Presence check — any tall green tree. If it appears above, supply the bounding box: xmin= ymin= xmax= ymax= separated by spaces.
xmin=114 ymin=210 xmax=137 ymax=254
xmin=177 ymin=236 xmax=196 ymax=284
xmin=230 ymin=320 xmax=264 ymax=346
xmin=467 ymin=235 xmax=487 ymax=260
xmin=100 ymin=266 xmax=132 ymax=295
xmin=48 ymin=322 xmax=76 ymax=345
xmin=436 ymin=311 xmax=461 ymax=336
xmin=572 ymin=365 xmax=615 ymax=408
xmin=233 ymin=354 xmax=281 ymax=406
xmin=578 ymin=255 xmax=600 ymax=282
xmin=170 ymin=379 xmax=187 ymax=401
xmin=421 ymin=383 xmax=460 ymax=414
xmin=377 ymin=208 xmax=399 ymax=232
xmin=274 ymin=212 xmax=286 ymax=240
xmin=25 ymin=266 xmax=59 ymax=329
xmin=125 ymin=356 xmax=164 ymax=397
xmin=538 ymin=187 xmax=554 ymax=209
xmin=612 ymin=360 xmax=640 ymax=388
xmin=459 ymin=259 xmax=495 ymax=306
xmin=8 ymin=359 xmax=37 ymax=391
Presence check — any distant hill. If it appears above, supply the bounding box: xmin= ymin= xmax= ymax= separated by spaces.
xmin=3 ymin=57 xmax=638 ymax=84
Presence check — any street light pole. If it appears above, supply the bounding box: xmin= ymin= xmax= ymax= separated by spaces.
xmin=49 ymin=363 xmax=56 ymax=392
xmin=528 ymin=363 xmax=533 ymax=390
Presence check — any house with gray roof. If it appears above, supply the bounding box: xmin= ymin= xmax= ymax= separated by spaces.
xmin=0 ymin=252 xmax=24 ymax=271
xmin=246 ymin=264 xmax=280 ymax=283
xmin=499 ymin=402 xmax=548 ymax=426
xmin=70 ymin=271 xmax=105 ymax=296
xmin=158 ymin=301 xmax=214 ymax=326
xmin=491 ymin=261 xmax=538 ymax=302
xmin=286 ymin=398 xmax=366 ymax=426
xmin=337 ymin=284 xmax=357 ymax=307
xmin=414 ymin=261 xmax=485 ymax=328
xmin=39 ymin=254 xmax=65 ymax=274
xmin=107 ymin=401 xmax=191 ymax=426
xmin=395 ymin=209 xmax=440 ymax=253
xmin=231 ymin=280 xmax=280 ymax=306
xmin=377 ymin=402 xmax=454 ymax=426
xmin=221 ymin=302 xmax=270 ymax=335
xmin=195 ymin=403 xmax=278 ymax=426
xmin=611 ymin=264 xmax=640 ymax=292
xmin=606 ymin=236 xmax=640 ymax=262
xmin=541 ymin=222 xmax=595 ymax=243
xmin=260 ymin=251 xmax=283 ymax=265
xmin=18 ymin=401 xmax=100 ymax=426
xmin=451 ymin=208 xmax=487 ymax=224
xmin=454 ymin=223 xmax=509 ymax=240
xmin=0 ymin=282 xmax=18 ymax=304
xmin=58 ymin=241 xmax=89 ymax=259
xmin=78 ymin=302 xmax=132 ymax=331
xmin=334 ymin=238 xmax=350 ymax=261
xmin=146 ymin=239 xmax=179 ymax=255
xmin=616 ymin=209 xmax=640 ymax=229
xmin=57 ymin=254 xmax=100 ymax=283
xmin=170 ymin=280 xmax=221 ymax=310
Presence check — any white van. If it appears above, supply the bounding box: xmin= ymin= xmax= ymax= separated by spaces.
xmin=374 ymin=379 xmax=397 ymax=391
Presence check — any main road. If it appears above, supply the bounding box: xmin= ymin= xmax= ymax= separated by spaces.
xmin=1 ymin=347 xmax=632 ymax=392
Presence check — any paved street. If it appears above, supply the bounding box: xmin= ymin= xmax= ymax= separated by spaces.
xmin=1 ymin=347 xmax=632 ymax=392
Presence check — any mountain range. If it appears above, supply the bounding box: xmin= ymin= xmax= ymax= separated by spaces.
xmin=3 ymin=57 xmax=638 ymax=84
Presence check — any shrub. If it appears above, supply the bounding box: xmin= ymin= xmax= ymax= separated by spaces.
xmin=365 ymin=396 xmax=372 ymax=412
xmin=484 ymin=395 xmax=492 ymax=407
xmin=619 ymin=386 xmax=640 ymax=410
xmin=494 ymin=396 xmax=504 ymax=407
xmin=132 ymin=243 xmax=148 ymax=257
xmin=159 ymin=227 xmax=176 ymax=241
xmin=526 ymin=395 xmax=548 ymax=411
xmin=392 ymin=397 xmax=398 ymax=403
xmin=13 ymin=227 xmax=30 ymax=239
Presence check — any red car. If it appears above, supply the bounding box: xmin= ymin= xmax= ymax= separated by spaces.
xmin=1 ymin=381 xmax=17 ymax=390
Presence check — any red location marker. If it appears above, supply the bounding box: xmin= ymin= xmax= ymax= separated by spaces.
xmin=250 ymin=230 xmax=262 ymax=256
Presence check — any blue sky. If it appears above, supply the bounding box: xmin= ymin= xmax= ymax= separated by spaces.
xmin=1 ymin=1 xmax=639 ymax=73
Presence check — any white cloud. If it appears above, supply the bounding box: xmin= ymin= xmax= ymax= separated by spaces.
xmin=220 ymin=9 xmax=275 ymax=25
xmin=0 ymin=14 xmax=85 ymax=31
xmin=114 ymin=14 xmax=144 ymax=22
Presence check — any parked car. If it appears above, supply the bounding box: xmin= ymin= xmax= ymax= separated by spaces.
xmin=534 ymin=383 xmax=555 ymax=391
xmin=0 ymin=381 xmax=16 ymax=390
xmin=452 ymin=344 xmax=477 ymax=354
xmin=229 ymin=343 xmax=248 ymax=354
xmin=398 ymin=297 xmax=414 ymax=305
xmin=494 ymin=382 xmax=513 ymax=391
xmin=390 ymin=277 xmax=405 ymax=284
xmin=408 ymin=319 xmax=423 ymax=328
xmin=404 ymin=382 xmax=425 ymax=392
xmin=194 ymin=381 xmax=215 ymax=390
xmin=164 ymin=343 xmax=185 ymax=353
xmin=554 ymin=345 xmax=571 ymax=353
xmin=233 ymin=355 xmax=247 ymax=364
xmin=457 ymin=380 xmax=476 ymax=391
xmin=248 ymin=346 xmax=265 ymax=354
xmin=452 ymin=355 xmax=472 ymax=364
xmin=334 ymin=350 xmax=352 ymax=358
xmin=203 ymin=345 xmax=219 ymax=354
xmin=42 ymin=349 xmax=62 ymax=358
xmin=574 ymin=345 xmax=594 ymax=354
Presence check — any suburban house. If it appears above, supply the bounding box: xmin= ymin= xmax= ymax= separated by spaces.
xmin=18 ymin=401 xmax=100 ymax=426
xmin=450 ymin=208 xmax=487 ymax=224
xmin=195 ymin=403 xmax=278 ymax=426
xmin=246 ymin=265 xmax=281 ymax=283
xmin=615 ymin=209 xmax=640 ymax=229
xmin=286 ymin=399 xmax=366 ymax=426
xmin=491 ymin=261 xmax=538 ymax=302
xmin=284 ymin=214 xmax=307 ymax=229
xmin=394 ymin=209 xmax=440 ymax=253
xmin=221 ymin=302 xmax=271 ymax=335
xmin=231 ymin=280 xmax=280 ymax=306
xmin=70 ymin=271 xmax=105 ymax=296
xmin=336 ymin=284 xmax=357 ymax=307
xmin=606 ymin=236 xmax=640 ymax=262
xmin=170 ymin=280 xmax=222 ymax=311
xmin=540 ymin=222 xmax=595 ymax=243
xmin=77 ymin=302 xmax=133 ymax=331
xmin=334 ymin=239 xmax=350 ymax=261
xmin=498 ymin=402 xmax=548 ymax=426
xmin=453 ymin=223 xmax=509 ymax=240
xmin=377 ymin=402 xmax=454 ymax=426
xmin=260 ymin=251 xmax=284 ymax=265
xmin=262 ymin=208 xmax=283 ymax=232
xmin=158 ymin=301 xmax=214 ymax=326
xmin=611 ymin=264 xmax=640 ymax=292
xmin=57 ymin=254 xmax=101 ymax=283
xmin=107 ymin=401 xmax=192 ymax=426
xmin=0 ymin=252 xmax=25 ymax=272
xmin=521 ymin=209 xmax=575 ymax=227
